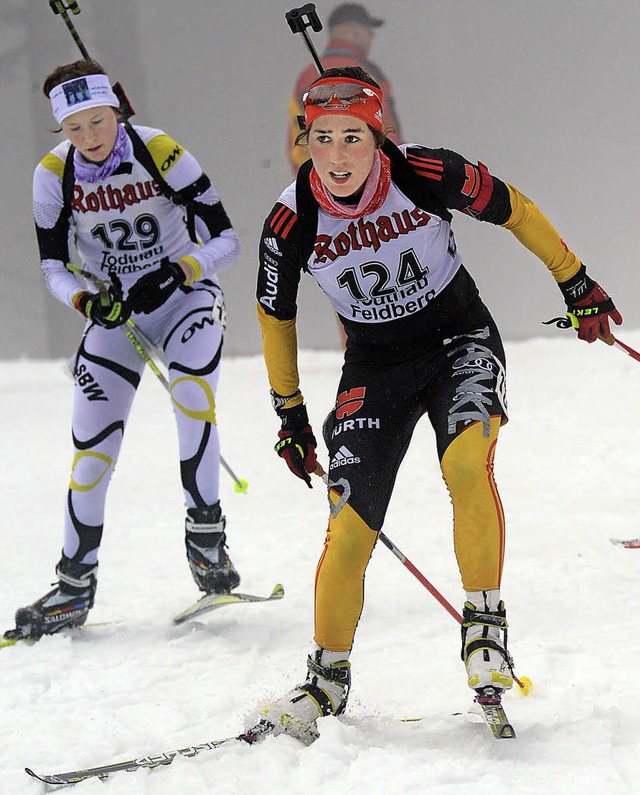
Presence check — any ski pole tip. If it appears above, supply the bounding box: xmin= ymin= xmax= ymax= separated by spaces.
xmin=234 ymin=478 xmax=249 ymax=494
xmin=515 ymin=675 xmax=533 ymax=696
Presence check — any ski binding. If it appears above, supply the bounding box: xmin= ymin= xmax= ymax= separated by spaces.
xmin=474 ymin=687 xmax=516 ymax=739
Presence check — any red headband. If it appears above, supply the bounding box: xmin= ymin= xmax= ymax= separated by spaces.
xmin=303 ymin=77 xmax=384 ymax=132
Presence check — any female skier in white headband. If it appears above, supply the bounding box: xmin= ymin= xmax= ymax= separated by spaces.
xmin=6 ymin=58 xmax=241 ymax=640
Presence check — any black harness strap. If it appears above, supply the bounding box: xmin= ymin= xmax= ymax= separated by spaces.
xmin=295 ymin=159 xmax=317 ymax=272
xmin=62 ymin=123 xmax=209 ymax=242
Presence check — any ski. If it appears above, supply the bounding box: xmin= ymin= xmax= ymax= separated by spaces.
xmin=1 ymin=621 xmax=120 ymax=649
xmin=610 ymin=537 xmax=640 ymax=549
xmin=4 ymin=584 xmax=285 ymax=646
xmin=173 ymin=582 xmax=285 ymax=625
xmin=0 ymin=634 xmax=28 ymax=649
xmin=25 ymin=725 xmax=270 ymax=789
xmin=474 ymin=688 xmax=516 ymax=739
xmin=400 ymin=701 xmax=514 ymax=739
xmin=25 ymin=690 xmax=511 ymax=789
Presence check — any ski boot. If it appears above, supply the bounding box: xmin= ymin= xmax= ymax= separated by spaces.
xmin=248 ymin=646 xmax=351 ymax=744
xmin=461 ymin=589 xmax=514 ymax=694
xmin=185 ymin=503 xmax=240 ymax=594
xmin=7 ymin=555 xmax=98 ymax=641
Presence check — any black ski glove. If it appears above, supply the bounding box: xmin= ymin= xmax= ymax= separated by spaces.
xmin=559 ymin=263 xmax=622 ymax=344
xmin=127 ymin=258 xmax=186 ymax=315
xmin=75 ymin=275 xmax=130 ymax=329
xmin=274 ymin=402 xmax=317 ymax=488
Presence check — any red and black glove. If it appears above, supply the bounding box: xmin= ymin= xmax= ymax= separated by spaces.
xmin=127 ymin=258 xmax=186 ymax=315
xmin=559 ymin=264 xmax=622 ymax=344
xmin=274 ymin=403 xmax=317 ymax=488
xmin=75 ymin=274 xmax=130 ymax=329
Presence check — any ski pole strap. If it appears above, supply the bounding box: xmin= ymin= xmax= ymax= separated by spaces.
xmin=565 ymin=298 xmax=615 ymax=328
xmin=274 ymin=436 xmax=305 ymax=459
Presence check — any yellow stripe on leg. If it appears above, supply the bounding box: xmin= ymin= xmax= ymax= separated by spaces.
xmin=314 ymin=492 xmax=378 ymax=653
xmin=441 ymin=417 xmax=505 ymax=591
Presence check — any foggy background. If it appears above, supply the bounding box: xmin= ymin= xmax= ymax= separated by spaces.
xmin=1 ymin=0 xmax=638 ymax=360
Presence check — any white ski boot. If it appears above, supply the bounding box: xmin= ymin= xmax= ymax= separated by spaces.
xmin=248 ymin=646 xmax=351 ymax=743
xmin=461 ymin=589 xmax=514 ymax=692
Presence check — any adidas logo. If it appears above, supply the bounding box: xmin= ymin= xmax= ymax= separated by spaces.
xmin=264 ymin=237 xmax=281 ymax=256
xmin=329 ymin=445 xmax=361 ymax=470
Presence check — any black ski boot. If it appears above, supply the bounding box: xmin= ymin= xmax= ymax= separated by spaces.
xmin=185 ymin=503 xmax=240 ymax=594
xmin=7 ymin=555 xmax=98 ymax=641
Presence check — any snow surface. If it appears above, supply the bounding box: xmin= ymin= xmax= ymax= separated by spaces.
xmin=1 ymin=333 xmax=640 ymax=794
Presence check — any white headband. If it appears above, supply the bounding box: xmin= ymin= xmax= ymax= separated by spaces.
xmin=49 ymin=73 xmax=120 ymax=124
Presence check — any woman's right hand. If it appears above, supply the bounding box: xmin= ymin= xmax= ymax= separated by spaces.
xmin=274 ymin=404 xmax=317 ymax=488
xmin=75 ymin=276 xmax=130 ymax=329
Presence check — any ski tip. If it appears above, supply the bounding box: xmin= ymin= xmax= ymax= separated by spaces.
xmin=270 ymin=583 xmax=285 ymax=599
xmin=25 ymin=767 xmax=72 ymax=787
xmin=610 ymin=537 xmax=640 ymax=548
xmin=173 ymin=583 xmax=285 ymax=625
xmin=1 ymin=628 xmax=36 ymax=648
xmin=497 ymin=723 xmax=516 ymax=739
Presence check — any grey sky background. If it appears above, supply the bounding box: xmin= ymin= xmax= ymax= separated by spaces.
xmin=1 ymin=1 xmax=638 ymax=359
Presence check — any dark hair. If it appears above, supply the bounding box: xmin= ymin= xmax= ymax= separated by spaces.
xmin=295 ymin=65 xmax=393 ymax=148
xmin=320 ymin=65 xmax=380 ymax=89
xmin=42 ymin=58 xmax=110 ymax=98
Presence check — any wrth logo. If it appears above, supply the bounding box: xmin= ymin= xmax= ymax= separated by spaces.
xmin=330 ymin=445 xmax=361 ymax=470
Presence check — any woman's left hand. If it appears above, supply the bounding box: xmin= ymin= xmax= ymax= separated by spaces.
xmin=127 ymin=258 xmax=187 ymax=314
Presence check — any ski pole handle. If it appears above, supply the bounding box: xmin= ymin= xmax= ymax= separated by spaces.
xmin=285 ymin=4 xmax=322 ymax=34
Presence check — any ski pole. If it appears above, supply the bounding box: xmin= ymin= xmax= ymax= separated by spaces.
xmin=49 ymin=0 xmax=135 ymax=118
xmin=314 ymin=464 xmax=529 ymax=692
xmin=375 ymin=531 xmax=463 ymax=623
xmin=285 ymin=4 xmax=325 ymax=75
xmin=65 ymin=264 xmax=248 ymax=493
xmin=542 ymin=316 xmax=640 ymax=362
xmin=609 ymin=335 xmax=640 ymax=363
xmin=314 ymin=465 xmax=462 ymax=620
xmin=123 ymin=319 xmax=249 ymax=494
xmin=49 ymin=0 xmax=90 ymax=58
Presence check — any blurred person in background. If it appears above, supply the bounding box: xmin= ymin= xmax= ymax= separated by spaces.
xmin=287 ymin=2 xmax=403 ymax=174
xmin=287 ymin=3 xmax=405 ymax=348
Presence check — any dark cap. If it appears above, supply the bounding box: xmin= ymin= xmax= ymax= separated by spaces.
xmin=328 ymin=3 xmax=384 ymax=29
